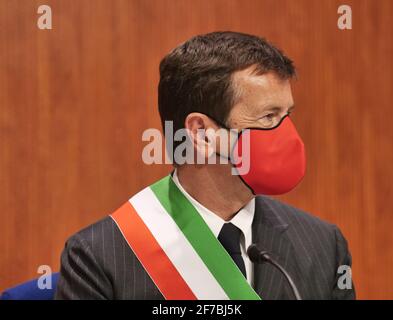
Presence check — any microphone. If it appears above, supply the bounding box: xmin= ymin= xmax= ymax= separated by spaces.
xmin=247 ymin=244 xmax=302 ymax=300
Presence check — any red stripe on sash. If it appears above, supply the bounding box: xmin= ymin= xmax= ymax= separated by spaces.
xmin=110 ymin=201 xmax=197 ymax=300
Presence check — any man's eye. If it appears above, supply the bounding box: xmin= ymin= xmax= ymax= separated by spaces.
xmin=259 ymin=113 xmax=280 ymax=128
xmin=263 ymin=113 xmax=275 ymax=122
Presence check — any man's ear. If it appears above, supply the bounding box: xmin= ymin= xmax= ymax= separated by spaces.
xmin=184 ymin=113 xmax=219 ymax=161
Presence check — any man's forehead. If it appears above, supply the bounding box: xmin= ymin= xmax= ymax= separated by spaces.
xmin=231 ymin=67 xmax=294 ymax=108
xmin=232 ymin=67 xmax=291 ymax=91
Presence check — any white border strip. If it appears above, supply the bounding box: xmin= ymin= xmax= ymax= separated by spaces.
xmin=130 ymin=187 xmax=229 ymax=300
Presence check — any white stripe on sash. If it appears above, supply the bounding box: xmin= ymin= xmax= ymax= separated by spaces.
xmin=130 ymin=187 xmax=229 ymax=300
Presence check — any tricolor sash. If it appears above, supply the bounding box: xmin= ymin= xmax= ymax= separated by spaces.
xmin=110 ymin=175 xmax=261 ymax=300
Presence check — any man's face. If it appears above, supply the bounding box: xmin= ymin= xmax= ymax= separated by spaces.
xmin=184 ymin=67 xmax=295 ymax=164
xmin=226 ymin=68 xmax=295 ymax=130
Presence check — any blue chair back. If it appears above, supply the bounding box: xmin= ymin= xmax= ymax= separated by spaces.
xmin=1 ymin=272 xmax=59 ymax=300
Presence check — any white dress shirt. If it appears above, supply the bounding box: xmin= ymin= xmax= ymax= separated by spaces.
xmin=172 ymin=169 xmax=255 ymax=285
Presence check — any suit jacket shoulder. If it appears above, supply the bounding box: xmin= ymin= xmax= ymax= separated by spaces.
xmin=252 ymin=196 xmax=355 ymax=300
xmin=54 ymin=217 xmax=163 ymax=300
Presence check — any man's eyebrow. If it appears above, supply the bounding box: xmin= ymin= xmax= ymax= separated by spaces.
xmin=261 ymin=105 xmax=295 ymax=113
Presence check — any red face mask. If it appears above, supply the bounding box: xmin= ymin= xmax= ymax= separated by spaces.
xmin=230 ymin=115 xmax=306 ymax=195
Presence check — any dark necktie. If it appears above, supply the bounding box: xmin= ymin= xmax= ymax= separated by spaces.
xmin=218 ymin=222 xmax=247 ymax=279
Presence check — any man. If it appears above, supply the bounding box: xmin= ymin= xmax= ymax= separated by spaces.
xmin=55 ymin=31 xmax=355 ymax=300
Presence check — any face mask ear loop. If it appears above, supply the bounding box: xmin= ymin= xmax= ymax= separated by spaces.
xmin=209 ymin=117 xmax=234 ymax=162
xmin=209 ymin=116 xmax=256 ymax=195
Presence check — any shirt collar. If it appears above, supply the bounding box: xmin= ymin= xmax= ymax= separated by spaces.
xmin=171 ymin=169 xmax=255 ymax=245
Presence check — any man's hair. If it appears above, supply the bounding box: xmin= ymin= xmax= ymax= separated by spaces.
xmin=158 ymin=31 xmax=295 ymax=156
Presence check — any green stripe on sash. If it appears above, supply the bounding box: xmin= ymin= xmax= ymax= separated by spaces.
xmin=150 ymin=175 xmax=261 ymax=300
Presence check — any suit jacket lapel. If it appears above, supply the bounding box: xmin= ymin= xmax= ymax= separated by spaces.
xmin=251 ymin=196 xmax=300 ymax=300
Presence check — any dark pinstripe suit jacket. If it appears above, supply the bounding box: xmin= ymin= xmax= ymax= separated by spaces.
xmin=55 ymin=195 xmax=355 ymax=300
